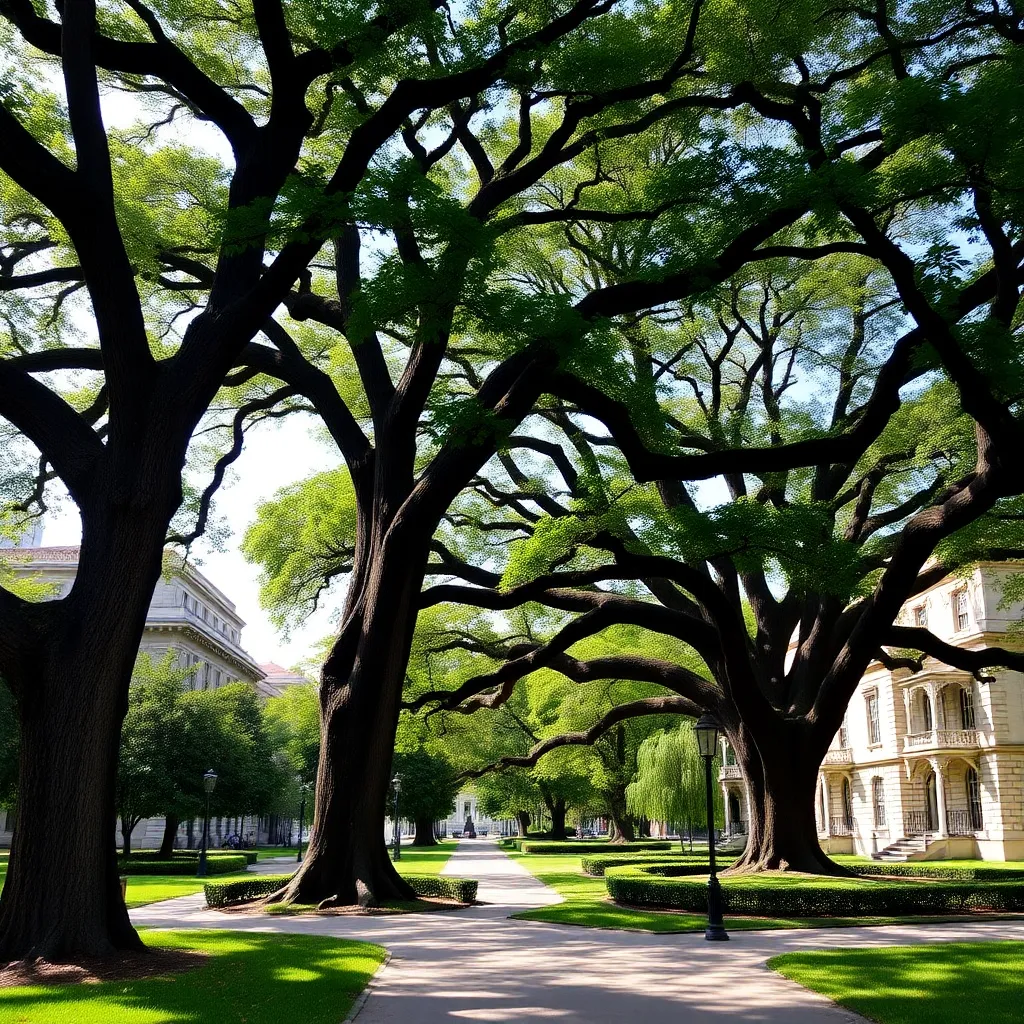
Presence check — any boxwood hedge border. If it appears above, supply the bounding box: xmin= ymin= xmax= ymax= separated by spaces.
xmin=849 ymin=862 xmax=1024 ymax=882
xmin=603 ymin=864 xmax=1024 ymax=917
xmin=119 ymin=853 xmax=249 ymax=875
xmin=204 ymin=873 xmax=478 ymax=908
xmin=517 ymin=840 xmax=672 ymax=855
xmin=581 ymin=854 xmax=709 ymax=876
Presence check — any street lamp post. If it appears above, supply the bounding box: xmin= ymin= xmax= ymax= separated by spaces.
xmin=391 ymin=775 xmax=402 ymax=862
xmin=694 ymin=715 xmax=729 ymax=941
xmin=296 ymin=783 xmax=309 ymax=863
xmin=196 ymin=768 xmax=218 ymax=878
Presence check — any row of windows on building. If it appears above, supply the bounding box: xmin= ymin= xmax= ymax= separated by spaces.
xmin=863 ymin=685 xmax=975 ymax=746
xmin=178 ymin=650 xmax=236 ymax=690
xmin=821 ymin=771 xmax=984 ymax=833
xmin=911 ymin=588 xmax=971 ymax=633
xmin=182 ymin=592 xmax=239 ymax=645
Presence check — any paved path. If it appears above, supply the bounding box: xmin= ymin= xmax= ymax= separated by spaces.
xmin=132 ymin=839 xmax=1024 ymax=1023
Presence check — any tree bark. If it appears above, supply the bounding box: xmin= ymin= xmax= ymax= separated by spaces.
xmin=546 ymin=797 xmax=568 ymax=840
xmin=0 ymin=506 xmax=173 ymax=960
xmin=412 ymin=816 xmax=437 ymax=846
xmin=158 ymin=816 xmax=179 ymax=858
xmin=120 ymin=817 xmax=134 ymax=857
xmin=725 ymin=728 xmax=847 ymax=876
xmin=516 ymin=810 xmax=531 ymax=836
xmin=269 ymin=541 xmax=424 ymax=908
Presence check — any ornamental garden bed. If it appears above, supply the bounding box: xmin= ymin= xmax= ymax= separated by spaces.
xmin=603 ymin=864 xmax=1024 ymax=917
xmin=581 ymin=853 xmax=708 ymax=876
xmin=204 ymin=873 xmax=479 ymax=909
xmin=516 ymin=840 xmax=673 ymax=855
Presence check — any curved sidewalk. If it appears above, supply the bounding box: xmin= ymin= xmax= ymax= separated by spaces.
xmin=132 ymin=839 xmax=1024 ymax=1023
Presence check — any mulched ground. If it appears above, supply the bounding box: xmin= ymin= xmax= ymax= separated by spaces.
xmin=0 ymin=948 xmax=208 ymax=988
xmin=220 ymin=895 xmax=470 ymax=915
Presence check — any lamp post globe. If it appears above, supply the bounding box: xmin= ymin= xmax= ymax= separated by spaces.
xmin=197 ymin=768 xmax=218 ymax=878
xmin=693 ymin=715 xmax=729 ymax=941
xmin=391 ymin=775 xmax=403 ymax=862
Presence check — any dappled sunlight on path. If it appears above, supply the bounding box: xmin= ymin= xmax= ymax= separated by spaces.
xmin=131 ymin=839 xmax=1024 ymax=1022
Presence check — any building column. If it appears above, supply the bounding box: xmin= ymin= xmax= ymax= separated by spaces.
xmin=722 ymin=784 xmax=732 ymax=835
xmin=820 ymin=774 xmax=832 ymax=835
xmin=932 ymin=758 xmax=948 ymax=837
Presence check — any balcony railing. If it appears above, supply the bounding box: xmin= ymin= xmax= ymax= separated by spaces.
xmin=901 ymin=729 xmax=979 ymax=753
xmin=904 ymin=809 xmax=932 ymax=835
xmin=823 ymin=748 xmax=852 ymax=766
xmin=719 ymin=765 xmax=742 ymax=780
xmin=829 ymin=816 xmax=853 ymax=836
xmin=946 ymin=809 xmax=975 ymax=836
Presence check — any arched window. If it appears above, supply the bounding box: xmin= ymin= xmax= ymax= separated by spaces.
xmin=967 ymin=767 xmax=984 ymax=830
xmin=916 ymin=689 xmax=933 ymax=732
xmin=872 ymin=777 xmax=886 ymax=828
xmin=960 ymin=687 xmax=976 ymax=730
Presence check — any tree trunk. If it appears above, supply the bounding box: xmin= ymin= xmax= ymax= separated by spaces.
xmin=158 ymin=816 xmax=179 ymax=858
xmin=516 ymin=810 xmax=531 ymax=836
xmin=412 ymin=816 xmax=437 ymax=846
xmin=120 ymin=817 xmax=133 ymax=858
xmin=605 ymin=786 xmax=635 ymax=844
xmin=0 ymin=669 xmax=143 ymax=960
xmin=0 ymin=506 xmax=174 ymax=961
xmin=270 ymin=544 xmax=424 ymax=908
xmin=725 ymin=729 xmax=847 ymax=876
xmin=547 ymin=798 xmax=568 ymax=840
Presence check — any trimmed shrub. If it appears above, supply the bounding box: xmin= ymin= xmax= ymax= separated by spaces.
xmin=582 ymin=853 xmax=708 ymax=877
xmin=206 ymin=874 xmax=290 ymax=907
xmin=849 ymin=862 xmax=1024 ymax=882
xmin=204 ymin=873 xmax=478 ymax=908
xmin=519 ymin=840 xmax=672 ymax=855
xmin=404 ymin=875 xmax=478 ymax=903
xmin=603 ymin=864 xmax=1024 ymax=917
xmin=119 ymin=853 xmax=248 ymax=875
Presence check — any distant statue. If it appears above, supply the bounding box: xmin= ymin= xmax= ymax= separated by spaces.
xmin=463 ymin=816 xmax=476 ymax=839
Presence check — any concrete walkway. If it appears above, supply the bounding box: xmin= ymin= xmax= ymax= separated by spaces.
xmin=132 ymin=839 xmax=1024 ymax=1023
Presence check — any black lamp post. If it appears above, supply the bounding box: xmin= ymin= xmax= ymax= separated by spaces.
xmin=296 ymin=783 xmax=310 ymax=863
xmin=694 ymin=714 xmax=729 ymax=941
xmin=196 ymin=768 xmax=218 ymax=878
xmin=391 ymin=775 xmax=402 ymax=862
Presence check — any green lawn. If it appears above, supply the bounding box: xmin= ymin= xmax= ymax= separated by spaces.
xmin=392 ymin=840 xmax=456 ymax=876
xmin=123 ymin=872 xmax=258 ymax=908
xmin=508 ymin=852 xmax=1024 ymax=933
xmin=0 ymin=929 xmax=385 ymax=1024
xmin=770 ymin=941 xmax=1024 ymax=1024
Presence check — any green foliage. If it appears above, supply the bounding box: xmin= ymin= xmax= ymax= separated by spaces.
xmin=603 ymin=865 xmax=1024 ymax=916
xmin=264 ymin=681 xmax=321 ymax=788
xmin=117 ymin=654 xmax=287 ymax=841
xmin=204 ymin=872 xmax=477 ymax=907
xmin=626 ymin=723 xmax=721 ymax=833
xmin=581 ymin=852 xmax=707 ymax=877
xmin=118 ymin=853 xmax=248 ymax=876
xmin=390 ymin=747 xmax=460 ymax=824
xmin=847 ymin=862 xmax=1024 ymax=882
xmin=518 ymin=840 xmax=671 ymax=855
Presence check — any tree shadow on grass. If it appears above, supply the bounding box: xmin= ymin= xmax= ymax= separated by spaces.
xmin=0 ymin=930 xmax=385 ymax=1024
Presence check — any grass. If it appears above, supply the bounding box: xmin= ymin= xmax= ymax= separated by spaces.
xmin=508 ymin=852 xmax=1024 ymax=934
xmin=392 ymin=840 xmax=456 ymax=877
xmin=769 ymin=941 xmax=1024 ymax=1024
xmin=123 ymin=872 xmax=258 ymax=908
xmin=0 ymin=929 xmax=385 ymax=1024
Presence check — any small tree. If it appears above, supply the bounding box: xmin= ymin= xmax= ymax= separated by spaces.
xmin=626 ymin=723 xmax=720 ymax=851
xmin=390 ymin=748 xmax=459 ymax=847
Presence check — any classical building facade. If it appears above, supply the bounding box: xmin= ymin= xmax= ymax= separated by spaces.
xmin=720 ymin=564 xmax=1024 ymax=861
xmin=0 ymin=545 xmax=264 ymax=692
xmin=0 ymin=542 xmax=266 ymax=849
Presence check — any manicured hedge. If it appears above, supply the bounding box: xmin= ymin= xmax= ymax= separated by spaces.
xmin=581 ymin=853 xmax=708 ymax=877
xmin=204 ymin=873 xmax=478 ymax=909
xmin=603 ymin=864 xmax=1024 ymax=917
xmin=119 ymin=853 xmax=249 ymax=875
xmin=206 ymin=874 xmax=290 ymax=907
xmin=850 ymin=862 xmax=1024 ymax=882
xmin=518 ymin=840 xmax=672 ymax=855
xmin=405 ymin=875 xmax=479 ymax=903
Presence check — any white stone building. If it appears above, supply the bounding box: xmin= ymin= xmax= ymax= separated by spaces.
xmin=0 ymin=543 xmax=266 ymax=849
xmin=720 ymin=564 xmax=1024 ymax=861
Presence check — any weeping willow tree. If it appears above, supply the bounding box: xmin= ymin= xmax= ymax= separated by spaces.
xmin=626 ymin=723 xmax=721 ymax=852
